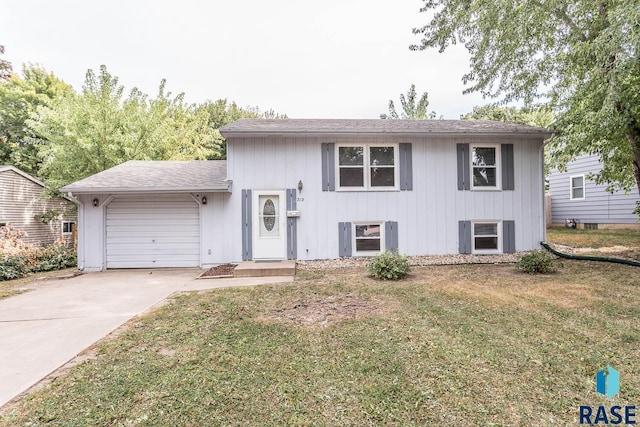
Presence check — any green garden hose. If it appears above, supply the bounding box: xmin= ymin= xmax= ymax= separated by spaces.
xmin=540 ymin=241 xmax=640 ymax=268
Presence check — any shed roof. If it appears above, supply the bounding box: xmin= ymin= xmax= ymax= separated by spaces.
xmin=219 ymin=118 xmax=552 ymax=138
xmin=60 ymin=160 xmax=229 ymax=194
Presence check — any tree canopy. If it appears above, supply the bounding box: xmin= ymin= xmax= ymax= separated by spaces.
xmin=0 ymin=65 xmax=72 ymax=175
xmin=388 ymin=84 xmax=436 ymax=119
xmin=461 ymin=105 xmax=555 ymax=128
xmin=412 ymin=0 xmax=640 ymax=205
xmin=0 ymin=45 xmax=11 ymax=80
xmin=29 ymin=66 xmax=216 ymax=189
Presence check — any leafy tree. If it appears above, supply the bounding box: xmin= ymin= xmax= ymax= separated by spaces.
xmin=0 ymin=65 xmax=72 ymax=175
xmin=412 ymin=0 xmax=640 ymax=206
xmin=0 ymin=45 xmax=11 ymax=80
xmin=388 ymin=84 xmax=436 ymax=119
xmin=29 ymin=66 xmax=216 ymax=190
xmin=197 ymin=99 xmax=287 ymax=159
xmin=461 ymin=105 xmax=555 ymax=128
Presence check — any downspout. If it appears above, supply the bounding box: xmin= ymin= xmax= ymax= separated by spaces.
xmin=539 ymin=136 xmax=552 ymax=245
xmin=538 ymin=139 xmax=549 ymax=247
xmin=67 ymin=192 xmax=85 ymax=271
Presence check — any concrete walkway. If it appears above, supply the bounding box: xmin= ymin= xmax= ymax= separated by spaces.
xmin=0 ymin=270 xmax=293 ymax=408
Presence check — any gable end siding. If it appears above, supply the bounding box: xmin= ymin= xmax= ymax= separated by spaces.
xmin=0 ymin=170 xmax=75 ymax=246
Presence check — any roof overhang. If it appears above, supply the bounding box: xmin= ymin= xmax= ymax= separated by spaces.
xmin=220 ymin=130 xmax=553 ymax=139
xmin=60 ymin=183 xmax=232 ymax=195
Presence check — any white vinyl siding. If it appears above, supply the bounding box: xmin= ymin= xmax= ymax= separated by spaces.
xmin=226 ymin=136 xmax=544 ymax=260
xmin=106 ymin=195 xmax=200 ymax=268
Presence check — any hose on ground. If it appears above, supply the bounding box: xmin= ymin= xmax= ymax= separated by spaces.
xmin=540 ymin=241 xmax=640 ymax=268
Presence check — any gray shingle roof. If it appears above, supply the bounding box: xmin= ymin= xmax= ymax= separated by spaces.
xmin=60 ymin=160 xmax=229 ymax=194
xmin=219 ymin=118 xmax=552 ymax=137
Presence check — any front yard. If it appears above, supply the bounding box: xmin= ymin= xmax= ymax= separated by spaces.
xmin=1 ymin=259 xmax=639 ymax=426
xmin=546 ymin=227 xmax=640 ymax=261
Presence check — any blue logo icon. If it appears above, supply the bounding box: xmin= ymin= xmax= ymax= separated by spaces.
xmin=596 ymin=366 xmax=620 ymax=398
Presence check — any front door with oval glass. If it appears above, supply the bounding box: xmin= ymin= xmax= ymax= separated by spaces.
xmin=252 ymin=190 xmax=286 ymax=259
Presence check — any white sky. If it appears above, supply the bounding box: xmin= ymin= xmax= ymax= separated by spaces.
xmin=1 ymin=0 xmax=491 ymax=119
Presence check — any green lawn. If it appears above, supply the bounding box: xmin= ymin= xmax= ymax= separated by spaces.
xmin=2 ymin=261 xmax=639 ymax=425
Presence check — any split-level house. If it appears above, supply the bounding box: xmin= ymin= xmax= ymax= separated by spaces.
xmin=60 ymin=119 xmax=550 ymax=271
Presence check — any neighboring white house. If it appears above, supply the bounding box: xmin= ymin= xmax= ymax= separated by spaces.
xmin=60 ymin=119 xmax=551 ymax=271
xmin=548 ymin=154 xmax=640 ymax=229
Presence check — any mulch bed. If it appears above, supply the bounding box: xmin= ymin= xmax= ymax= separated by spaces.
xmin=200 ymin=263 xmax=237 ymax=278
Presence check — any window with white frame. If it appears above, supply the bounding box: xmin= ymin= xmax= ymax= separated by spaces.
xmin=337 ymin=144 xmax=397 ymax=190
xmin=471 ymin=144 xmax=500 ymax=189
xmin=472 ymin=221 xmax=500 ymax=254
xmin=62 ymin=221 xmax=75 ymax=234
xmin=570 ymin=175 xmax=585 ymax=199
xmin=354 ymin=223 xmax=383 ymax=255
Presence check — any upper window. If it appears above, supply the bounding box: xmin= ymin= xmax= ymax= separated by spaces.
xmin=570 ymin=175 xmax=585 ymax=200
xmin=337 ymin=144 xmax=397 ymax=190
xmin=472 ymin=221 xmax=500 ymax=254
xmin=62 ymin=221 xmax=75 ymax=234
xmin=354 ymin=223 xmax=383 ymax=255
xmin=471 ymin=144 xmax=500 ymax=190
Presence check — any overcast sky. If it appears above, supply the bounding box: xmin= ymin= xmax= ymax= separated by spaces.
xmin=1 ymin=0 xmax=491 ymax=119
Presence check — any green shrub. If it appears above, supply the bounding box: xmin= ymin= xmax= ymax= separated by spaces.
xmin=0 ymin=255 xmax=29 ymax=281
xmin=37 ymin=243 xmax=77 ymax=272
xmin=515 ymin=250 xmax=557 ymax=274
xmin=367 ymin=251 xmax=411 ymax=280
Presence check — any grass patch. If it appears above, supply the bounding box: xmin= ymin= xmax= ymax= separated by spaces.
xmin=547 ymin=227 xmax=640 ymax=260
xmin=547 ymin=227 xmax=640 ymax=248
xmin=0 ymin=268 xmax=76 ymax=301
xmin=1 ymin=262 xmax=639 ymax=425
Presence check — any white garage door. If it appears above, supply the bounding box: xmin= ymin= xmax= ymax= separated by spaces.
xmin=106 ymin=195 xmax=200 ymax=268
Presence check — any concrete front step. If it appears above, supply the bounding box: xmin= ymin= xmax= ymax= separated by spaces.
xmin=233 ymin=260 xmax=296 ymax=278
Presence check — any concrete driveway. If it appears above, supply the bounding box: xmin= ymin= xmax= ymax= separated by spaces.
xmin=0 ymin=270 xmax=293 ymax=408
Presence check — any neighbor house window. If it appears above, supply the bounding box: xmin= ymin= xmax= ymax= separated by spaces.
xmin=62 ymin=221 xmax=75 ymax=234
xmin=570 ymin=175 xmax=585 ymax=200
xmin=354 ymin=223 xmax=383 ymax=255
xmin=471 ymin=144 xmax=500 ymax=189
xmin=472 ymin=221 xmax=500 ymax=254
xmin=337 ymin=144 xmax=397 ymax=190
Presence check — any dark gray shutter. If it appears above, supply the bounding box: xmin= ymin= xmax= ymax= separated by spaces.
xmin=503 ymin=220 xmax=516 ymax=253
xmin=457 ymin=143 xmax=470 ymax=190
xmin=399 ymin=143 xmax=413 ymax=190
xmin=384 ymin=221 xmax=399 ymax=253
xmin=286 ymin=189 xmax=297 ymax=260
xmin=241 ymin=189 xmax=252 ymax=260
xmin=458 ymin=220 xmax=472 ymax=254
xmin=321 ymin=143 xmax=335 ymax=191
xmin=501 ymin=144 xmax=515 ymax=190
xmin=338 ymin=222 xmax=352 ymax=257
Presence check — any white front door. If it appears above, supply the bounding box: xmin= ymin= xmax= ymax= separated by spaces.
xmin=252 ymin=190 xmax=286 ymax=260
